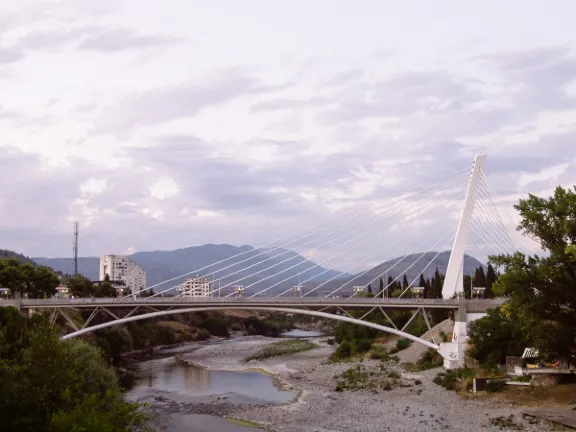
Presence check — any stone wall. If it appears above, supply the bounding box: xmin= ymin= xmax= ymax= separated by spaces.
xmin=530 ymin=374 xmax=559 ymax=387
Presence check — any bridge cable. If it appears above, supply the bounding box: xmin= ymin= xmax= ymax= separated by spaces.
xmin=325 ymin=223 xmax=457 ymax=298
xmin=363 ymin=229 xmax=456 ymax=299
xmin=206 ymin=171 xmax=470 ymax=292
xmin=396 ymin=234 xmax=457 ymax=299
xmin=265 ymin=187 xmax=469 ymax=298
xmin=127 ymin=165 xmax=472 ymax=297
xmin=231 ymin=181 xmax=469 ymax=297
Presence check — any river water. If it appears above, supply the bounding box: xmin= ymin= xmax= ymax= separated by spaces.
xmin=126 ymin=330 xmax=321 ymax=431
xmin=128 ymin=355 xmax=296 ymax=403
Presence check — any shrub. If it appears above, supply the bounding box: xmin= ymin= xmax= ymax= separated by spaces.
xmin=396 ymin=338 xmax=412 ymax=351
xmin=356 ymin=338 xmax=373 ymax=353
xmin=485 ymin=380 xmax=506 ymax=393
xmin=330 ymin=340 xmax=352 ymax=361
xmin=433 ymin=371 xmax=460 ymax=390
xmin=244 ymin=339 xmax=317 ymax=362
xmin=369 ymin=346 xmax=389 ymax=361
xmin=202 ymin=316 xmax=230 ymax=337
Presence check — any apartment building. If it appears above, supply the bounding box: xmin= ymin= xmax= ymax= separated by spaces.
xmin=99 ymin=255 xmax=146 ymax=296
xmin=178 ymin=276 xmax=212 ymax=298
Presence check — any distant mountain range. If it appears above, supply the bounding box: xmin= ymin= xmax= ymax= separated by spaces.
xmin=33 ymin=244 xmax=354 ymax=294
xmin=32 ymin=245 xmax=484 ymax=296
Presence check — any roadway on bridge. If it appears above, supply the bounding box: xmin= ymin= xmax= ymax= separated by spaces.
xmin=12 ymin=297 xmax=504 ymax=312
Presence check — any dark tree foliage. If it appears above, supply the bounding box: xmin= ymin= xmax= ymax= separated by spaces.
xmin=478 ymin=186 xmax=576 ymax=361
xmin=485 ymin=264 xmax=497 ymax=299
xmin=468 ymin=307 xmax=529 ymax=366
xmin=0 ymin=307 xmax=146 ymax=431
xmin=65 ymin=274 xmax=96 ymax=298
xmin=379 ymin=277 xmax=384 ymax=298
xmin=0 ymin=259 xmax=59 ymax=298
xmin=474 ymin=266 xmax=486 ymax=288
xmin=418 ymin=274 xmax=426 ymax=296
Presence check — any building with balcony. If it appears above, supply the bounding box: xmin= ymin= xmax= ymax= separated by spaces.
xmin=178 ymin=276 xmax=212 ymax=298
xmin=99 ymin=255 xmax=146 ymax=296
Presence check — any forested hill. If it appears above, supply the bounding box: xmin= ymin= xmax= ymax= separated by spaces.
xmin=0 ymin=249 xmax=64 ymax=277
xmin=0 ymin=249 xmax=39 ymax=266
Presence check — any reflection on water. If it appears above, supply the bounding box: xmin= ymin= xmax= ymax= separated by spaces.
xmin=130 ymin=357 xmax=296 ymax=403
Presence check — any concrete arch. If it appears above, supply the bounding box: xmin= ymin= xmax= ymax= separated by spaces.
xmin=61 ymin=306 xmax=439 ymax=350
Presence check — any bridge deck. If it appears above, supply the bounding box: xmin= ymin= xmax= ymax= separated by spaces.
xmin=10 ymin=297 xmax=504 ymax=311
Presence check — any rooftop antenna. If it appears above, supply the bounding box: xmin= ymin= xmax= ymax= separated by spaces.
xmin=73 ymin=221 xmax=79 ymax=276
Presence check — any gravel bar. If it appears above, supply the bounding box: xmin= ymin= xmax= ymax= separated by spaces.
xmin=149 ymin=336 xmax=559 ymax=432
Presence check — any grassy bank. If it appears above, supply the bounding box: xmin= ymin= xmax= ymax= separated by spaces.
xmin=243 ymin=339 xmax=318 ymax=362
xmin=227 ymin=417 xmax=263 ymax=428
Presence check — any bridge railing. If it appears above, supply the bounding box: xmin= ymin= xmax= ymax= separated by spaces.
xmin=18 ymin=297 xmax=472 ymax=306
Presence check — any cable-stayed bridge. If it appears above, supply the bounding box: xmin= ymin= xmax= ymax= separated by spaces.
xmin=9 ymin=154 xmax=529 ymax=369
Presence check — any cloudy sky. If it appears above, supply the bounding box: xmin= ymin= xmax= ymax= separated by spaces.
xmin=1 ymin=0 xmax=574 ymax=264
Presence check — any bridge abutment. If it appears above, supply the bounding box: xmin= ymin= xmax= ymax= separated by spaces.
xmin=439 ymin=301 xmax=488 ymax=369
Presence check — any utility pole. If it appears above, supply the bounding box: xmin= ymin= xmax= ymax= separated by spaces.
xmin=73 ymin=221 xmax=79 ymax=276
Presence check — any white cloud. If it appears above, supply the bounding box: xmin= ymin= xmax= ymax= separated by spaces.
xmin=149 ymin=176 xmax=179 ymax=200
xmin=517 ymin=163 xmax=570 ymax=189
xmin=1 ymin=0 xmax=576 ymax=264
xmin=80 ymin=178 xmax=107 ymax=196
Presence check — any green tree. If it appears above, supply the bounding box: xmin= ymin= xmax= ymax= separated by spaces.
xmin=474 ymin=266 xmax=486 ymax=288
xmin=66 ymin=275 xmax=95 ymax=298
xmin=0 ymin=259 xmax=27 ymax=296
xmin=488 ymin=186 xmax=576 ymax=361
xmin=29 ymin=266 xmax=60 ymax=298
xmin=468 ymin=307 xmax=530 ymax=365
xmin=379 ymin=277 xmax=384 ymax=298
xmin=402 ymin=274 xmax=409 ymax=290
xmin=0 ymin=307 xmax=146 ymax=431
xmin=418 ymin=274 xmax=426 ymax=297
xmin=0 ymin=260 xmax=59 ymax=298
xmin=432 ymin=268 xmax=443 ymax=298
xmin=367 ymin=284 xmax=373 ymax=295
xmin=485 ymin=263 xmax=497 ymax=298
xmin=95 ymin=281 xmax=117 ymax=298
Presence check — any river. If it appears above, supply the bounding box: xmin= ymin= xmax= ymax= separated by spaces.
xmin=126 ymin=330 xmax=321 ymax=431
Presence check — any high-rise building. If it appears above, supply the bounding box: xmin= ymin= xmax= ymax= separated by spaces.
xmin=99 ymin=255 xmax=146 ymax=296
xmin=178 ymin=277 xmax=212 ymax=298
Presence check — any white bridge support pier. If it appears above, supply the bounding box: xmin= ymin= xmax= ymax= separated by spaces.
xmin=440 ymin=154 xmax=488 ymax=369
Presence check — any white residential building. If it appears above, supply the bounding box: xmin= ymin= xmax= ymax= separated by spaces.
xmin=99 ymin=255 xmax=146 ymax=296
xmin=178 ymin=277 xmax=212 ymax=298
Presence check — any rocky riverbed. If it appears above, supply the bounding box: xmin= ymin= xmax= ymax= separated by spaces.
xmin=133 ymin=336 xmax=561 ymax=432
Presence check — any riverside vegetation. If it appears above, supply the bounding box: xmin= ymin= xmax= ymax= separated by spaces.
xmin=243 ymin=339 xmax=318 ymax=362
xmin=0 ymin=306 xmax=147 ymax=432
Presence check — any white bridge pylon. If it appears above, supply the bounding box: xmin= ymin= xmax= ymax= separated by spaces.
xmin=442 ymin=154 xmax=487 ymax=299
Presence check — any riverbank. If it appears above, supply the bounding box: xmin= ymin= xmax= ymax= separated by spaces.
xmin=134 ymin=336 xmax=561 ymax=432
